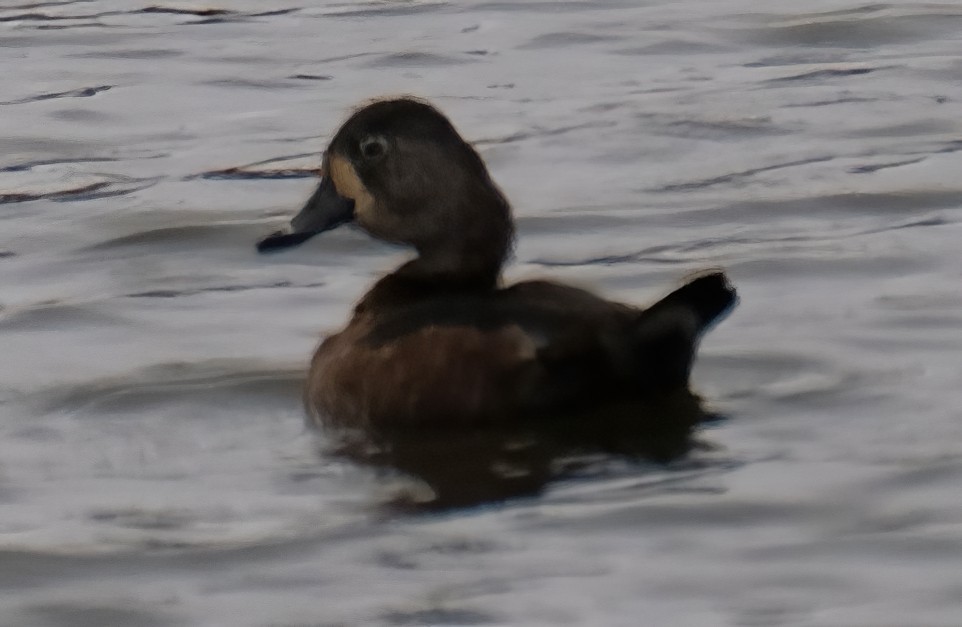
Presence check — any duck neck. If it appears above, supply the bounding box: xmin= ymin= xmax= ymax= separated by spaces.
xmin=402 ymin=244 xmax=502 ymax=287
xmin=355 ymin=238 xmax=508 ymax=314
xmin=357 ymin=179 xmax=514 ymax=311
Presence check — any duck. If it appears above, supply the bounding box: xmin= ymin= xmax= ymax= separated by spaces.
xmin=258 ymin=97 xmax=736 ymax=449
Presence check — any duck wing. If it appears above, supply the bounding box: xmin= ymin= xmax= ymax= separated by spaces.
xmin=484 ymin=270 xmax=736 ymax=404
xmin=356 ymin=271 xmax=735 ymax=405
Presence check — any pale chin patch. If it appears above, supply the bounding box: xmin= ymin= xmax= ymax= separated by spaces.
xmin=328 ymin=153 xmax=376 ymax=224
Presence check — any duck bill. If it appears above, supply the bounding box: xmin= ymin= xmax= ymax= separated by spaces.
xmin=256 ymin=175 xmax=355 ymax=252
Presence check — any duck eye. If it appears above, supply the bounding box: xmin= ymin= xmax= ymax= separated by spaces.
xmin=359 ymin=136 xmax=387 ymax=160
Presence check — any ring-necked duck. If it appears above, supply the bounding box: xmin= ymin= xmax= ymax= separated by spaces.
xmin=258 ymin=97 xmax=736 ymax=470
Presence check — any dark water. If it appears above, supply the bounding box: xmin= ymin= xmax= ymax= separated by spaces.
xmin=2 ymin=1 xmax=961 ymax=625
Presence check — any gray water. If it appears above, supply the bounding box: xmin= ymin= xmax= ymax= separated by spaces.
xmin=2 ymin=1 xmax=962 ymax=625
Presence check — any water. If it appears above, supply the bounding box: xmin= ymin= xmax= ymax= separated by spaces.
xmin=2 ymin=1 xmax=961 ymax=625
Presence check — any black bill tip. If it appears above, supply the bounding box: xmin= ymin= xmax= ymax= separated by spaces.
xmin=256 ymin=230 xmax=319 ymax=253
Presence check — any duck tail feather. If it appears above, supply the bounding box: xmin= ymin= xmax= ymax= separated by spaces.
xmin=630 ymin=271 xmax=737 ymax=389
xmin=645 ymin=271 xmax=737 ymax=335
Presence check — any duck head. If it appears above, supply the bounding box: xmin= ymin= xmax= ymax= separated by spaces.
xmin=259 ymin=98 xmax=514 ymax=286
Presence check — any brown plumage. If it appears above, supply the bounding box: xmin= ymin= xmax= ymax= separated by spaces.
xmin=258 ymin=97 xmax=737 ymax=507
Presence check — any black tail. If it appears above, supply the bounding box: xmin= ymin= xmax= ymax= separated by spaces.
xmin=643 ymin=271 xmax=737 ymax=334
xmin=631 ymin=271 xmax=737 ymax=390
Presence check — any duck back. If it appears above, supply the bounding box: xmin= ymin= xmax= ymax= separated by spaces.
xmin=305 ymin=271 xmax=735 ymax=429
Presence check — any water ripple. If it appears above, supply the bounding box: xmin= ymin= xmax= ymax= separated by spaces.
xmin=648 ymin=156 xmax=835 ymax=193
xmin=765 ymin=67 xmax=877 ymax=82
xmin=1 ymin=84 xmax=111 ymax=106
xmin=126 ymin=280 xmax=325 ymax=299
xmin=41 ymin=360 xmax=304 ymax=416
xmin=0 ymin=177 xmax=156 ymax=205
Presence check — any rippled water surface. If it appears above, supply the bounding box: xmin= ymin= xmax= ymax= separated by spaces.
xmin=2 ymin=1 xmax=962 ymax=625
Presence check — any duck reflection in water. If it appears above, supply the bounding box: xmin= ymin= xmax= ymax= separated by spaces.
xmin=259 ymin=98 xmax=736 ymax=510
